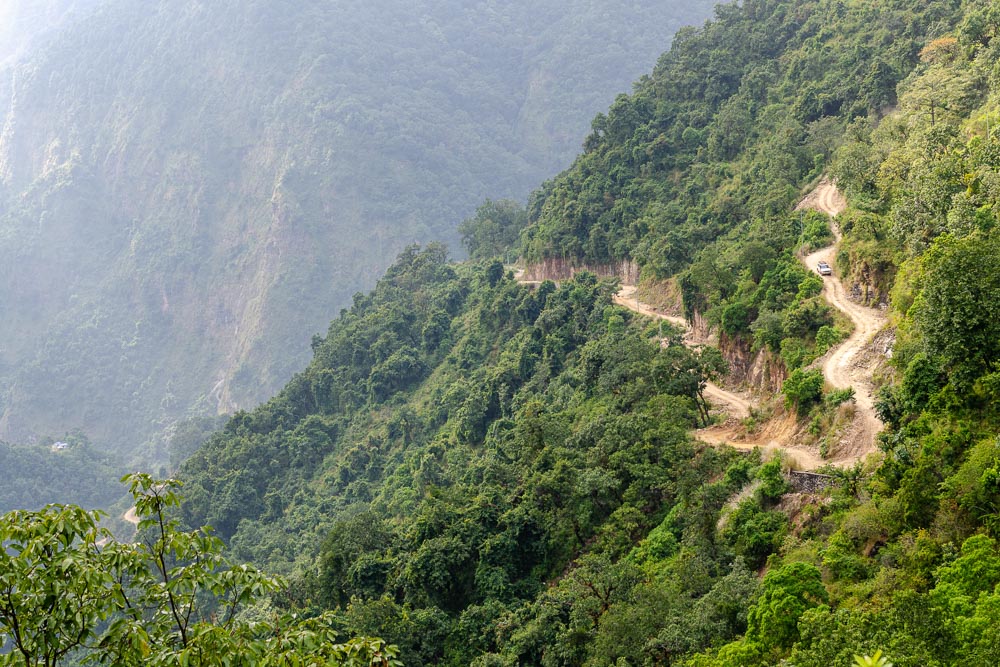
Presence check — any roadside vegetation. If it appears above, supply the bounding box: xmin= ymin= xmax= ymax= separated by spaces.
xmin=12 ymin=1 xmax=1000 ymax=665
xmin=185 ymin=1 xmax=1000 ymax=664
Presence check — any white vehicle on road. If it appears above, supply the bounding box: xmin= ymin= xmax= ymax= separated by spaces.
xmin=816 ymin=261 xmax=832 ymax=276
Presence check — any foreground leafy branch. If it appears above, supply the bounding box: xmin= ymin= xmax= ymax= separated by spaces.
xmin=0 ymin=474 xmax=400 ymax=667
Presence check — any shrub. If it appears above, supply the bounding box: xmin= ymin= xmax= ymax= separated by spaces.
xmin=783 ymin=369 xmax=824 ymax=413
xmin=815 ymin=325 xmax=847 ymax=355
xmin=826 ymin=387 xmax=856 ymax=407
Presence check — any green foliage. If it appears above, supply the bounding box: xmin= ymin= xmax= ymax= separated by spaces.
xmin=854 ymin=650 xmax=893 ymax=667
xmin=520 ymin=0 xmax=955 ymax=352
xmin=123 ymin=1 xmax=1000 ymax=665
xmin=0 ymin=474 xmax=398 ymax=666
xmin=631 ymin=510 xmax=681 ymax=564
xmin=459 ymin=200 xmax=529 ymax=263
xmin=751 ymin=310 xmax=786 ymax=353
xmin=815 ymin=324 xmax=847 ymax=355
xmin=933 ymin=533 xmax=1000 ymax=597
xmin=799 ymin=211 xmax=836 ymax=253
xmin=912 ymin=232 xmax=1000 ymax=391
xmin=782 ymin=368 xmax=825 ymax=413
xmin=178 ymin=248 xmax=742 ymax=665
xmin=0 ymin=503 xmax=113 ymax=666
xmin=690 ymin=563 xmax=830 ymax=666
xmin=746 ymin=563 xmax=828 ymax=652
xmin=0 ymin=434 xmax=126 ymax=513
xmin=820 ymin=530 xmax=872 ymax=582
xmin=721 ymin=499 xmax=787 ymax=570
xmin=783 ymin=298 xmax=834 ymax=339
xmin=757 ymin=458 xmax=792 ymax=503
xmin=826 ymin=387 xmax=856 ymax=408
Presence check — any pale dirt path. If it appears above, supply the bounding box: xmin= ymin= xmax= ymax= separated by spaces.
xmin=613 ymin=286 xmax=832 ymax=468
xmin=703 ymin=383 xmax=753 ymax=419
xmin=613 ymin=285 xmax=752 ymax=420
xmin=798 ymin=180 xmax=886 ymax=462
xmin=124 ymin=506 xmax=139 ymax=526
xmin=515 ymin=217 xmax=881 ymax=471
xmin=95 ymin=505 xmax=139 ymax=548
xmin=698 ymin=427 xmax=826 ymax=471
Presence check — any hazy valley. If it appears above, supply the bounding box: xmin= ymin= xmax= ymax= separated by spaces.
xmin=7 ymin=1 xmax=1000 ymax=665
xmin=0 ymin=0 xmax=716 ymax=463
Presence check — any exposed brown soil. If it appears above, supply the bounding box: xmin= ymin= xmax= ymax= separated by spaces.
xmin=696 ymin=412 xmax=826 ymax=471
xmin=516 ymin=179 xmax=883 ymax=471
xmin=798 ymin=179 xmax=886 ymax=464
xmin=610 ymin=284 xmax=830 ymax=469
xmin=614 ymin=285 xmax=749 ymax=419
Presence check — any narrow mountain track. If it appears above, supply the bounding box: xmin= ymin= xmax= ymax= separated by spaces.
xmin=517 ymin=181 xmax=883 ymax=471
xmin=798 ymin=180 xmax=886 ymax=462
xmin=612 ymin=285 xmax=835 ymax=468
xmin=698 ymin=424 xmax=827 ymax=470
xmin=613 ymin=286 xmax=752 ymax=420
xmin=124 ymin=506 xmax=139 ymax=526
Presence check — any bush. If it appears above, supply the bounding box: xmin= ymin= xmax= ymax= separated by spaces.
xmin=797 ymin=273 xmax=824 ymax=300
xmin=722 ymin=299 xmax=753 ymax=335
xmin=722 ymin=499 xmax=788 ymax=569
xmin=815 ymin=325 xmax=847 ymax=355
xmin=822 ymin=531 xmax=873 ymax=582
xmin=757 ymin=458 xmax=792 ymax=502
xmin=799 ymin=211 xmax=836 ymax=252
xmin=825 ymin=387 xmax=856 ymax=407
xmin=781 ymin=337 xmax=808 ymax=370
xmin=783 ymin=369 xmax=824 ymax=413
xmin=751 ymin=310 xmax=785 ymax=352
xmin=783 ymin=298 xmax=834 ymax=338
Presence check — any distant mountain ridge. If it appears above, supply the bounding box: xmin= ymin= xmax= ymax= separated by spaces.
xmin=0 ymin=0 xmax=97 ymax=66
xmin=0 ymin=0 xmax=717 ymax=456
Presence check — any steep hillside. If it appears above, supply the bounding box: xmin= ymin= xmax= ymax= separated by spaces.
xmin=0 ymin=0 xmax=717 ymax=456
xmin=12 ymin=0 xmax=1000 ymax=663
xmin=182 ymin=247 xmax=749 ymax=666
xmin=521 ymin=0 xmax=953 ymax=274
xmin=179 ymin=1 xmax=1000 ymax=665
xmin=0 ymin=433 xmax=125 ymax=512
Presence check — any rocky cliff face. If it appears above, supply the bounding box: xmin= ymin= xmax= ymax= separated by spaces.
xmin=718 ymin=332 xmax=788 ymax=393
xmin=521 ymin=258 xmax=641 ymax=284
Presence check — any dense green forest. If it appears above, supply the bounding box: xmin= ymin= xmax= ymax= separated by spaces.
xmin=0 ymin=0 xmax=717 ymax=461
xmin=175 ymin=0 xmax=1000 ymax=665
xmin=182 ymin=247 xmax=758 ymax=665
xmin=0 ymin=433 xmax=124 ymax=513
xmin=14 ymin=0 xmax=1000 ymax=664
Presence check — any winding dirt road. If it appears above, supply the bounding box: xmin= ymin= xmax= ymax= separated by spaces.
xmin=798 ymin=180 xmax=886 ymax=461
xmin=518 ymin=182 xmax=883 ymax=471
xmin=613 ymin=285 xmax=830 ymax=468
xmin=613 ymin=286 xmax=752 ymax=420
xmin=123 ymin=506 xmax=139 ymax=526
xmin=699 ymin=424 xmax=827 ymax=470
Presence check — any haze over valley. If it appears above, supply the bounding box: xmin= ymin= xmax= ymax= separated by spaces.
xmin=7 ymin=1 xmax=1000 ymax=664
xmin=0 ymin=0 xmax=717 ymax=466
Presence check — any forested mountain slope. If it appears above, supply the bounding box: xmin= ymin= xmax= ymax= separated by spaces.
xmin=0 ymin=0 xmax=717 ymax=457
xmin=176 ymin=1 xmax=1000 ymax=665
xmin=183 ymin=248 xmax=751 ymax=666
xmin=0 ymin=433 xmax=124 ymax=512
